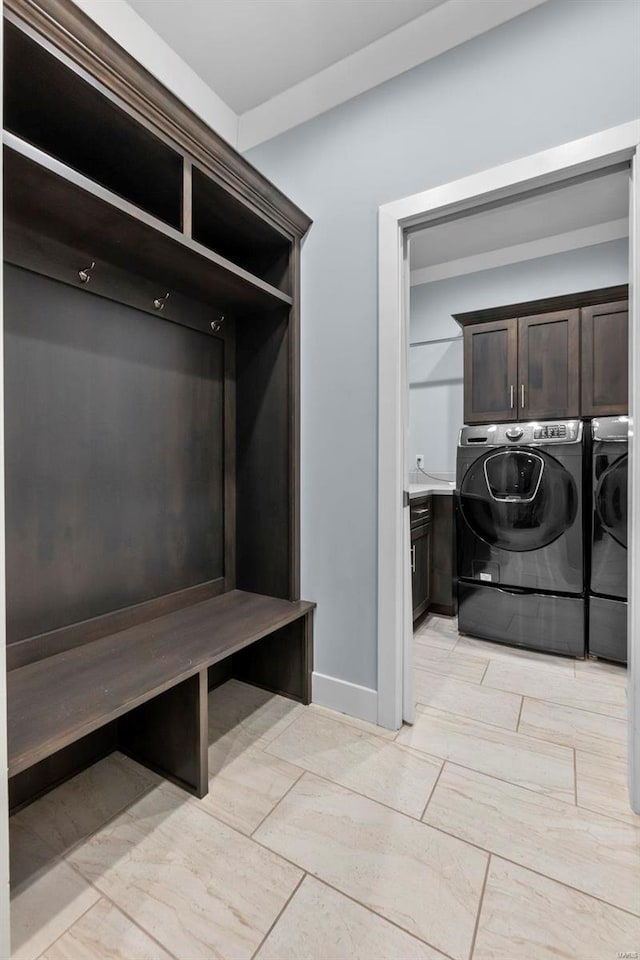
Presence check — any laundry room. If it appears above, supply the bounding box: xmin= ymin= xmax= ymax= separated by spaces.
xmin=408 ymin=166 xmax=630 ymax=662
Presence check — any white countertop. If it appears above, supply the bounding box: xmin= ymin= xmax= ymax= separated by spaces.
xmin=409 ymin=481 xmax=455 ymax=498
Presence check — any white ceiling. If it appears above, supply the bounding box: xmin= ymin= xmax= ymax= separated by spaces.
xmin=128 ymin=0 xmax=443 ymax=113
xmin=120 ymin=0 xmax=550 ymax=149
xmin=410 ymin=168 xmax=629 ymax=281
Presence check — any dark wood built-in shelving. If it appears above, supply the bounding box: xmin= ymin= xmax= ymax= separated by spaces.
xmin=4 ymin=134 xmax=293 ymax=312
xmin=2 ymin=0 xmax=314 ymax=813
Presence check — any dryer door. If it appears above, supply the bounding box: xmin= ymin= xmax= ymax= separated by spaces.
xmin=459 ymin=447 xmax=578 ymax=552
xmin=595 ymin=452 xmax=628 ymax=549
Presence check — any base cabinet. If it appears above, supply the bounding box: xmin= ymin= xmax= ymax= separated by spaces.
xmin=411 ymin=495 xmax=456 ymax=622
xmin=412 ymin=521 xmax=432 ymax=621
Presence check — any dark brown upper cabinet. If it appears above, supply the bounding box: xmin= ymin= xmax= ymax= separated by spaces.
xmin=581 ymin=300 xmax=629 ymax=416
xmin=517 ymin=309 xmax=580 ymax=420
xmin=463 ymin=318 xmax=518 ymax=423
xmin=455 ymin=286 xmax=628 ymax=424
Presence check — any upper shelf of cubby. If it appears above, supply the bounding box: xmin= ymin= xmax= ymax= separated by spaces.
xmin=3 ymin=12 xmax=307 ymax=307
xmin=4 ymin=133 xmax=293 ymax=312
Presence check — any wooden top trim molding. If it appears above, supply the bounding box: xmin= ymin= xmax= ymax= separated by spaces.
xmin=4 ymin=0 xmax=312 ymax=239
xmin=453 ymin=284 xmax=629 ymax=328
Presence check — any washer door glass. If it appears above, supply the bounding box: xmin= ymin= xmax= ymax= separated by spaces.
xmin=460 ymin=447 xmax=578 ymax=551
xmin=596 ymin=452 xmax=628 ymax=549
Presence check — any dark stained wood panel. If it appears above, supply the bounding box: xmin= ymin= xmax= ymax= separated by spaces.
xmin=4 ymin=264 xmax=225 ymax=644
xmin=8 ymin=589 xmax=316 ymax=777
xmin=236 ymin=311 xmax=292 ymax=599
xmin=119 ymin=670 xmax=209 ymax=798
xmin=581 ymin=300 xmax=629 ymax=416
xmin=463 ymin=319 xmax=517 ymax=424
xmin=518 ymin=309 xmax=579 ymax=419
xmin=234 ymin=614 xmax=313 ymax=704
xmin=431 ymin=495 xmax=456 ymax=616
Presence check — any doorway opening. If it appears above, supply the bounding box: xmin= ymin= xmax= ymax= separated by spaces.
xmin=377 ymin=121 xmax=640 ymax=812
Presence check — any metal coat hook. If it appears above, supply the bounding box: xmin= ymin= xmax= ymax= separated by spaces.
xmin=78 ymin=261 xmax=95 ymax=284
xmin=211 ymin=315 xmax=224 ymax=334
xmin=153 ymin=292 xmax=170 ymax=311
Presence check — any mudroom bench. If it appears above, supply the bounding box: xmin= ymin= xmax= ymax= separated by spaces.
xmin=7 ymin=590 xmax=315 ymax=809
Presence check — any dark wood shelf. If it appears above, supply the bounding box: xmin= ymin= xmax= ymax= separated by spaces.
xmin=4 ymin=18 xmax=184 ymax=229
xmin=8 ymin=589 xmax=315 ymax=777
xmin=4 ymin=133 xmax=293 ymax=313
xmin=192 ymin=166 xmax=292 ymax=294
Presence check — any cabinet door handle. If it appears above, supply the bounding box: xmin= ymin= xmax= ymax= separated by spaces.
xmin=510 ymin=385 xmax=514 ymax=409
xmin=521 ymin=384 xmax=526 ymax=409
xmin=411 ymin=545 xmax=416 ymax=573
xmin=412 ymin=507 xmax=430 ymax=516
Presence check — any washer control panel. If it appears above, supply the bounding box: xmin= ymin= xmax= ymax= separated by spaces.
xmin=460 ymin=420 xmax=582 ymax=447
xmin=534 ymin=423 xmax=567 ymax=440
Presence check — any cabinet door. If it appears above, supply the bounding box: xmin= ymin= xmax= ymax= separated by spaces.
xmin=463 ymin=319 xmax=518 ymax=424
xmin=412 ymin=522 xmax=432 ymax=622
xmin=518 ymin=309 xmax=579 ymax=420
xmin=581 ymin=300 xmax=628 ymax=416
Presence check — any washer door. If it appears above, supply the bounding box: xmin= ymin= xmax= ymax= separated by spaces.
xmin=460 ymin=447 xmax=578 ymax=551
xmin=595 ymin=452 xmax=628 ymax=549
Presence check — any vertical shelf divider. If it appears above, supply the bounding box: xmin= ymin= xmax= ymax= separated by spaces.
xmin=183 ymin=158 xmax=193 ymax=239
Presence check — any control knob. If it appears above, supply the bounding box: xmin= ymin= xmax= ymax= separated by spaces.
xmin=505 ymin=427 xmax=524 ymax=441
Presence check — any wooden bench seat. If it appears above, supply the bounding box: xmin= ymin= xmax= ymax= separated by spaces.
xmin=8 ymin=590 xmax=315 ymax=802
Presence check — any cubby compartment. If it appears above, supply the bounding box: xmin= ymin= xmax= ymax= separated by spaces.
xmin=3 ymin=19 xmax=183 ymax=228
xmin=192 ymin=166 xmax=293 ymax=293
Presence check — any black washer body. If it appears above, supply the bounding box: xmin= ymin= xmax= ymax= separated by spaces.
xmin=456 ymin=420 xmax=585 ymax=658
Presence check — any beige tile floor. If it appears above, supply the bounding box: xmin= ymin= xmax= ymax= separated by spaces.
xmin=9 ymin=617 xmax=640 ymax=960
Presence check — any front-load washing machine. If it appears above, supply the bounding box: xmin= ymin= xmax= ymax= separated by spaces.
xmin=456 ymin=420 xmax=585 ymax=657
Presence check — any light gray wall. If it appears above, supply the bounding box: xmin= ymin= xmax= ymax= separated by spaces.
xmin=245 ymin=0 xmax=640 ymax=692
xmin=409 ymin=238 xmax=629 ymax=476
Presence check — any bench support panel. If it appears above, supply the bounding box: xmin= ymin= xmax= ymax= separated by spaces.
xmin=118 ymin=669 xmax=209 ymax=798
xmin=233 ymin=611 xmax=313 ymax=704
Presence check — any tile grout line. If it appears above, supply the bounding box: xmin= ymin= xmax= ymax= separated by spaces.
xmin=305 ymin=708 xmax=397 ymax=742
xmin=468 ymin=853 xmax=492 ymax=960
xmin=414 ymin=697 xmax=521 ymax=733
xmin=269 ymin=704 xmax=397 ymax=748
xmin=249 ymin=871 xmax=306 ymax=960
xmin=250 ymin=784 xmax=640 ymax=927
xmin=254 ymin=765 xmax=636 ymax=914
xmin=261 ymin=735 xmax=576 ymax=824
xmin=479 ymin=658 xmax=490 ymax=684
xmin=83 ymin=889 xmax=181 ymax=960
xmin=249 ymin=767 xmax=307 ymax=838
xmin=419 ymin=759 xmax=446 ymax=821
xmin=413 ymin=665 xmax=622 ymax=737
xmin=311 ymin=874 xmax=460 ymax=960
xmin=420 ymin=785 xmax=640 ymax=920
xmin=479 ymin=679 xmax=626 ymax=721
xmin=12 ymin=763 xmax=160 ymax=885
xmin=573 ymin=748 xmax=578 ymax=805
xmin=32 ymin=890 xmax=102 ymax=960
xmin=515 ymin=695 xmax=524 ymax=732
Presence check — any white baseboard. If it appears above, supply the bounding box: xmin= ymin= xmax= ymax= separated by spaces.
xmin=311 ymin=671 xmax=378 ymax=725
